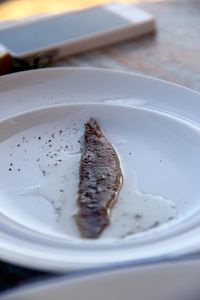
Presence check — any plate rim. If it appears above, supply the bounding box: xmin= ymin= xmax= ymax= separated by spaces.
xmin=1 ymin=66 xmax=200 ymax=97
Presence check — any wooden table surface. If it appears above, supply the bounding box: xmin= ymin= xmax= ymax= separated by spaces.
xmin=50 ymin=0 xmax=200 ymax=92
xmin=1 ymin=0 xmax=200 ymax=294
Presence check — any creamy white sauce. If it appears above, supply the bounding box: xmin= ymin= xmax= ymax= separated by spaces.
xmin=25 ymin=150 xmax=177 ymax=240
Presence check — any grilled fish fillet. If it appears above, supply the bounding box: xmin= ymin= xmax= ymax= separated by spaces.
xmin=75 ymin=118 xmax=123 ymax=238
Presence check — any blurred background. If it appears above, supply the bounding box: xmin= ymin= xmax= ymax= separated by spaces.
xmin=0 ymin=0 xmax=159 ymax=21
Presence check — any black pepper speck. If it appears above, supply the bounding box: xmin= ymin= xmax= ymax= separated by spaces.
xmin=134 ymin=214 xmax=143 ymax=220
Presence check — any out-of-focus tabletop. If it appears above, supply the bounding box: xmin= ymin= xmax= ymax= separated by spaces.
xmin=1 ymin=0 xmax=200 ymax=91
xmin=52 ymin=0 xmax=200 ymax=92
xmin=0 ymin=0 xmax=200 ymax=294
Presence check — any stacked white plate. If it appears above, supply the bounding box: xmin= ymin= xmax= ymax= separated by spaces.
xmin=1 ymin=67 xmax=200 ymax=298
xmin=1 ymin=258 xmax=200 ymax=300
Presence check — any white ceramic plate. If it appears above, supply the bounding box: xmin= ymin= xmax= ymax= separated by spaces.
xmin=1 ymin=67 xmax=200 ymax=271
xmin=1 ymin=259 xmax=200 ymax=300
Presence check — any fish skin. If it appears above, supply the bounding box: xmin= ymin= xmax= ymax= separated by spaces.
xmin=75 ymin=118 xmax=123 ymax=239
